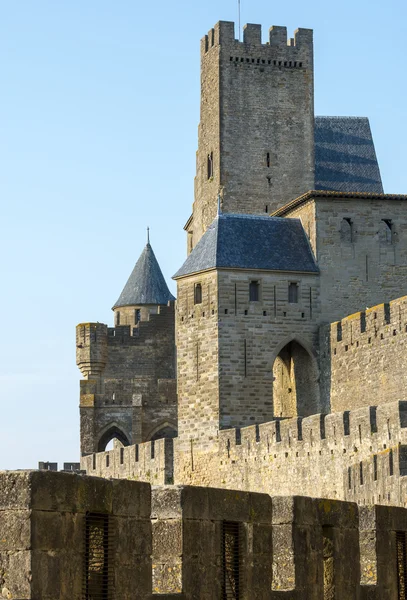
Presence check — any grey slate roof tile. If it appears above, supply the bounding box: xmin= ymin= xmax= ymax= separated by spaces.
xmin=173 ymin=213 xmax=318 ymax=279
xmin=315 ymin=116 xmax=384 ymax=193
xmin=113 ymin=243 xmax=175 ymax=308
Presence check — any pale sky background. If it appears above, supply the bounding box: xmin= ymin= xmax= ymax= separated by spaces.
xmin=1 ymin=0 xmax=406 ymax=469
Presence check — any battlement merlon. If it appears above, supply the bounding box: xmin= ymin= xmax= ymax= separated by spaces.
xmin=201 ymin=21 xmax=313 ymax=55
xmin=330 ymin=294 xmax=407 ymax=346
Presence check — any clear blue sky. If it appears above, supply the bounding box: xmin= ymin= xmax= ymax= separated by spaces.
xmin=1 ymin=0 xmax=406 ymax=469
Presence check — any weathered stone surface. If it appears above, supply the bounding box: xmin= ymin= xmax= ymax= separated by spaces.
xmin=0 ymin=471 xmax=152 ymax=599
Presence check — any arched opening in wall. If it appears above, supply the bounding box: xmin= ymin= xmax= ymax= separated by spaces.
xmin=272 ymin=340 xmax=319 ymax=418
xmin=149 ymin=424 xmax=177 ymax=442
xmin=97 ymin=426 xmax=130 ymax=453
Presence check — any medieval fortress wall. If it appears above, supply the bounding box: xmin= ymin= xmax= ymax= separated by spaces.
xmin=325 ymin=295 xmax=407 ymax=412
xmin=77 ymin=302 xmax=176 ymax=455
xmin=82 ymin=295 xmax=407 ymax=510
xmin=5 ymin=469 xmax=407 ymax=599
xmin=281 ymin=195 xmax=407 ymax=324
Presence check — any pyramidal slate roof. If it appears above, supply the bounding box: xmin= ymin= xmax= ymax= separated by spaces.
xmin=315 ymin=116 xmax=384 ymax=194
xmin=173 ymin=213 xmax=318 ymax=279
xmin=113 ymin=243 xmax=175 ymax=309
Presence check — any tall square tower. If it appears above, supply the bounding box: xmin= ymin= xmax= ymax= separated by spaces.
xmin=189 ymin=21 xmax=314 ymax=249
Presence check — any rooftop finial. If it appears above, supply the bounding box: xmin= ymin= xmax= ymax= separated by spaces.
xmin=147 ymin=226 xmax=150 ymax=245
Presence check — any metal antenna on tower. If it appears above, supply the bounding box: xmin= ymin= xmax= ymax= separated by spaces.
xmin=238 ymin=0 xmax=241 ymax=41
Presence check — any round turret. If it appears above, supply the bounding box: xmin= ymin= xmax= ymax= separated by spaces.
xmin=112 ymin=232 xmax=175 ymax=328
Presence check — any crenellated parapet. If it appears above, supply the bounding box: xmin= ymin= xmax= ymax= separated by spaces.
xmin=106 ymin=301 xmax=175 ymax=346
xmin=175 ymin=401 xmax=407 ymax=506
xmin=80 ymin=437 xmax=174 ymax=485
xmin=324 ymin=295 xmax=407 ymax=412
xmin=201 ymin=21 xmax=313 ymax=62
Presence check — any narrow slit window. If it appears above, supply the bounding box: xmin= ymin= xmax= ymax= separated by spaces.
xmin=340 ymin=218 xmax=353 ymax=243
xmin=397 ymin=531 xmax=407 ymax=600
xmin=266 ymin=152 xmax=270 ymax=168
xmin=84 ymin=513 xmax=113 ymax=600
xmin=194 ymin=283 xmax=202 ymax=305
xmin=135 ymin=309 xmax=141 ymax=323
xmin=207 ymin=152 xmax=214 ymax=179
xmin=288 ymin=283 xmax=299 ymax=304
xmin=379 ymin=219 xmax=393 ymax=244
xmin=249 ymin=280 xmax=260 ymax=302
xmin=222 ymin=521 xmax=240 ymax=599
xmin=323 ymin=526 xmax=335 ymax=599
xmin=115 ymin=311 xmax=120 ymax=326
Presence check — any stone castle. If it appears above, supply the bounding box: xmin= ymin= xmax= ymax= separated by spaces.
xmin=3 ymin=19 xmax=407 ymax=600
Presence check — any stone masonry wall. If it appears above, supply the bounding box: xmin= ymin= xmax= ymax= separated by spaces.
xmin=322 ymin=295 xmax=407 ymax=413
xmin=217 ymin=270 xmax=322 ymax=429
xmin=0 ymin=470 xmax=152 ymax=600
xmin=281 ymin=195 xmax=407 ymax=324
xmin=81 ymin=437 xmax=173 ymax=485
xmin=5 ymin=473 xmax=407 ymax=599
xmin=176 ymin=271 xmax=220 ymax=450
xmin=176 ymin=268 xmax=322 ymax=453
xmin=191 ymin=21 xmax=314 ymax=248
xmin=78 ymin=302 xmax=176 ymax=455
xmin=151 ymin=486 xmax=407 ymax=599
xmin=174 ymin=401 xmax=407 ymax=509
xmin=315 ymin=196 xmax=407 ymax=323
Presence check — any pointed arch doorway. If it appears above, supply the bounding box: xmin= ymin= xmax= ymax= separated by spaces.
xmin=97 ymin=426 xmax=130 ymax=452
xmin=272 ymin=340 xmax=319 ymax=418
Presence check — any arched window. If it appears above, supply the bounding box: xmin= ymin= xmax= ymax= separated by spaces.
xmin=379 ymin=219 xmax=393 ymax=244
xmin=340 ymin=218 xmax=353 ymax=243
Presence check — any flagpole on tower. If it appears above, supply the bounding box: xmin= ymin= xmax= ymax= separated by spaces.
xmin=238 ymin=0 xmax=241 ymax=41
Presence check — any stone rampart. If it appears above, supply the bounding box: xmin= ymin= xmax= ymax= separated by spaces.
xmin=4 ymin=472 xmax=407 ymax=598
xmin=81 ymin=437 xmax=174 ymax=485
xmin=323 ymin=295 xmax=407 ymax=412
xmin=175 ymin=401 xmax=407 ymax=507
xmin=152 ymin=485 xmax=407 ymax=599
xmin=0 ymin=470 xmax=151 ymax=600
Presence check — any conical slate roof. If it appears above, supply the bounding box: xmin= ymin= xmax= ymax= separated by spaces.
xmin=113 ymin=242 xmax=175 ymax=309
